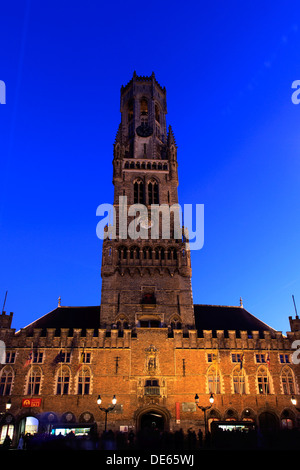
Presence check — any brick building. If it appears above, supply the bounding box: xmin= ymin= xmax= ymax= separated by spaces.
xmin=1 ymin=73 xmax=300 ymax=447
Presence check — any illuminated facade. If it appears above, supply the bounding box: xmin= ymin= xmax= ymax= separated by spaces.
xmin=0 ymin=73 xmax=300 ymax=446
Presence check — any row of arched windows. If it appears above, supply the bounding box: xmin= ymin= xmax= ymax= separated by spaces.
xmin=206 ymin=365 xmax=296 ymax=395
xmin=118 ymin=246 xmax=178 ymax=261
xmin=124 ymin=161 xmax=168 ymax=171
xmin=0 ymin=365 xmax=296 ymax=397
xmin=0 ymin=366 xmax=92 ymax=396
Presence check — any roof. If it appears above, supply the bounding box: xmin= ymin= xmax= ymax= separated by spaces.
xmin=17 ymin=304 xmax=277 ymax=338
xmin=194 ymin=304 xmax=277 ymax=338
xmin=17 ymin=306 xmax=101 ymax=336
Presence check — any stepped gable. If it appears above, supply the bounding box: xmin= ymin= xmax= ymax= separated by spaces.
xmin=194 ymin=304 xmax=277 ymax=338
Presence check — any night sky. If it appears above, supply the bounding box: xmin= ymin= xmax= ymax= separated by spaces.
xmin=0 ymin=1 xmax=299 ymax=334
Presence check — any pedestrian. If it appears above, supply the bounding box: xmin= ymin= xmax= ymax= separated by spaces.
xmin=17 ymin=433 xmax=24 ymax=450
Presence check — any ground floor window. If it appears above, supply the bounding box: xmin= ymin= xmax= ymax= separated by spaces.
xmin=0 ymin=425 xmax=14 ymax=444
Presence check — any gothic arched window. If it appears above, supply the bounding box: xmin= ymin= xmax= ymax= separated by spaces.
xmin=134 ymin=179 xmax=144 ymax=204
xmin=27 ymin=366 xmax=42 ymax=395
xmin=155 ymin=103 xmax=160 ymax=123
xmin=0 ymin=367 xmax=13 ymax=396
xmin=77 ymin=367 xmax=91 ymax=395
xmin=208 ymin=366 xmax=220 ymax=394
xmin=128 ymin=99 xmax=134 ymax=122
xmin=56 ymin=366 xmax=70 ymax=395
xmin=148 ymin=180 xmax=159 ymax=205
xmin=257 ymin=366 xmax=270 ymax=394
xmin=281 ymin=366 xmax=295 ymax=395
xmin=232 ymin=366 xmax=246 ymax=394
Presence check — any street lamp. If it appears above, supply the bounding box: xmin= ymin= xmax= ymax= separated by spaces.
xmin=97 ymin=395 xmax=117 ymax=432
xmin=5 ymin=399 xmax=11 ymax=411
xmin=194 ymin=393 xmax=214 ymax=438
xmin=291 ymin=396 xmax=297 ymax=406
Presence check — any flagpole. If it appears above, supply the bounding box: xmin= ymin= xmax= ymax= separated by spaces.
xmin=30 ymin=342 xmax=33 ymax=397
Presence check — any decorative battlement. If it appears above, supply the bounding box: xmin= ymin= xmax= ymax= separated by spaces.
xmin=121 ymin=71 xmax=166 ymax=95
xmin=289 ymin=315 xmax=300 ymax=332
xmin=0 ymin=311 xmax=13 ymax=329
xmin=7 ymin=325 xmax=295 ymax=351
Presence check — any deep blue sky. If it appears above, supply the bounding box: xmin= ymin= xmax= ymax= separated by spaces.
xmin=0 ymin=1 xmax=299 ymax=333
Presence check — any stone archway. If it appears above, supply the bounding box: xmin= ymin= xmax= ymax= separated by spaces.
xmin=135 ymin=405 xmax=171 ymax=433
xmin=259 ymin=411 xmax=280 ymax=434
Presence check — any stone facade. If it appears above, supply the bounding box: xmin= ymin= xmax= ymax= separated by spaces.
xmin=0 ymin=73 xmax=300 ymax=446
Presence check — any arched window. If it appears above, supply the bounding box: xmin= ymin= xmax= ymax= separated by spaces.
xmin=27 ymin=366 xmax=42 ymax=395
xmin=257 ymin=366 xmax=270 ymax=394
xmin=118 ymin=246 xmax=127 ymax=261
xmin=140 ymin=98 xmax=148 ymax=116
xmin=148 ymin=180 xmax=159 ymax=204
xmin=134 ymin=180 xmax=144 ymax=204
xmin=0 ymin=367 xmax=13 ymax=396
xmin=77 ymin=367 xmax=91 ymax=395
xmin=56 ymin=366 xmax=70 ymax=395
xmin=232 ymin=366 xmax=246 ymax=394
xmin=128 ymin=99 xmax=134 ymax=121
xmin=208 ymin=366 xmax=220 ymax=394
xmin=281 ymin=367 xmax=295 ymax=395
xmin=155 ymin=104 xmax=160 ymax=122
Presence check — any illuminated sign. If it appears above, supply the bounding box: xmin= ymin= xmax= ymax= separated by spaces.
xmin=22 ymin=398 xmax=42 ymax=408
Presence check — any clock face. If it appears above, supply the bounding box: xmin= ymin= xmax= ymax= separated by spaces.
xmin=136 ymin=125 xmax=153 ymax=137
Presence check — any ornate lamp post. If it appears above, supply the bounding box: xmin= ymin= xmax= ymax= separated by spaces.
xmin=194 ymin=393 xmax=214 ymax=437
xmin=97 ymin=395 xmax=117 ymax=432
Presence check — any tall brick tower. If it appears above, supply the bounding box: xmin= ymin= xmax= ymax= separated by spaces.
xmin=100 ymin=72 xmax=194 ymax=331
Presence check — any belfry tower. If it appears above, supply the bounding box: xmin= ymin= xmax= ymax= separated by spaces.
xmin=100 ymin=72 xmax=194 ymax=330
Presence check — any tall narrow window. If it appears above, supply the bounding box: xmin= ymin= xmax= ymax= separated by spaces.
xmin=257 ymin=367 xmax=270 ymax=394
xmin=128 ymin=99 xmax=134 ymax=121
xmin=27 ymin=367 xmax=42 ymax=395
xmin=134 ymin=180 xmax=144 ymax=204
xmin=0 ymin=367 xmax=13 ymax=396
xmin=56 ymin=367 xmax=70 ymax=395
xmin=140 ymin=98 xmax=148 ymax=127
xmin=77 ymin=368 xmax=91 ymax=395
xmin=233 ymin=366 xmax=246 ymax=394
xmin=281 ymin=367 xmax=295 ymax=395
xmin=148 ymin=180 xmax=159 ymax=204
xmin=155 ymin=104 xmax=160 ymax=122
xmin=208 ymin=366 xmax=220 ymax=394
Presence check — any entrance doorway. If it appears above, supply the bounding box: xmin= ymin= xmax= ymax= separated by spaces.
xmin=140 ymin=411 xmax=165 ymax=431
xmin=20 ymin=416 xmax=39 ymax=436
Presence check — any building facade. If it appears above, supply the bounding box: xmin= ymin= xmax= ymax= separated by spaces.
xmin=1 ymin=73 xmax=300 ymax=446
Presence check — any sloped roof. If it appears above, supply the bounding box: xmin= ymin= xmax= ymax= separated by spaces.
xmin=194 ymin=304 xmax=277 ymax=338
xmin=17 ymin=306 xmax=101 ymax=336
xmin=17 ymin=304 xmax=277 ymax=338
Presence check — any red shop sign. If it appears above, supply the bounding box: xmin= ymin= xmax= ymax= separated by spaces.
xmin=22 ymin=398 xmax=42 ymax=408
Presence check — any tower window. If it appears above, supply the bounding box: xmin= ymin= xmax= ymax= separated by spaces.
xmin=128 ymin=100 xmax=134 ymax=121
xmin=155 ymin=104 xmax=160 ymax=123
xmin=148 ymin=180 xmax=159 ymax=204
xmin=140 ymin=98 xmax=148 ymax=116
xmin=134 ymin=180 xmax=144 ymax=204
